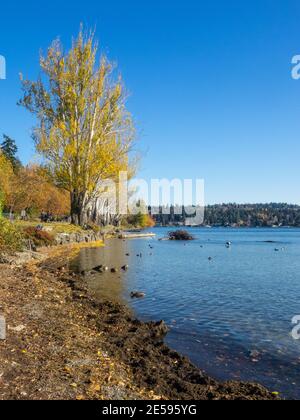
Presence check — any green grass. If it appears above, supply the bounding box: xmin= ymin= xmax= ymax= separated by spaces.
xmin=14 ymin=221 xmax=84 ymax=235
xmin=0 ymin=218 xmax=24 ymax=253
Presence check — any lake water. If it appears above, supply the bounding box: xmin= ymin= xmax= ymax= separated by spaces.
xmin=72 ymin=227 xmax=300 ymax=399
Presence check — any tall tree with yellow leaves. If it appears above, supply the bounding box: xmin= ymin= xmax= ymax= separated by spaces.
xmin=19 ymin=27 xmax=135 ymax=225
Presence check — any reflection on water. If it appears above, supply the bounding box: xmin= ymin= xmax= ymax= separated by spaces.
xmin=72 ymin=228 xmax=300 ymax=399
xmin=71 ymin=239 xmax=130 ymax=303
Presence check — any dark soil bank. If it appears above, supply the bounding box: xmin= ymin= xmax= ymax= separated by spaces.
xmin=58 ymin=273 xmax=277 ymax=400
xmin=0 ymin=249 xmax=278 ymax=400
xmin=87 ymin=302 xmax=275 ymax=400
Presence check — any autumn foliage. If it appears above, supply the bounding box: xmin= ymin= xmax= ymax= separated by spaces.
xmin=19 ymin=27 xmax=136 ymax=226
xmin=127 ymin=212 xmax=155 ymax=228
xmin=23 ymin=226 xmax=55 ymax=247
xmin=0 ymin=218 xmax=23 ymax=253
xmin=1 ymin=27 xmax=138 ymax=227
xmin=0 ymin=151 xmax=69 ymax=217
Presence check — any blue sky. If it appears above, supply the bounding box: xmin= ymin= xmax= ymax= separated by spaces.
xmin=1 ymin=0 xmax=300 ymax=204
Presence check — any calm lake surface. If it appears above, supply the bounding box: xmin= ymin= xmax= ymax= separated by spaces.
xmin=72 ymin=227 xmax=300 ymax=399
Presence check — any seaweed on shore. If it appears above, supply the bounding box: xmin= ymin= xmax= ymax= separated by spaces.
xmin=0 ymin=249 xmax=279 ymax=401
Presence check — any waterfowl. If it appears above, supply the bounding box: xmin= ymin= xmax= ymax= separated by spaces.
xmin=130 ymin=291 xmax=146 ymax=299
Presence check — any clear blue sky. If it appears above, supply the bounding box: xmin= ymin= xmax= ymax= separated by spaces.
xmin=1 ymin=0 xmax=300 ymax=204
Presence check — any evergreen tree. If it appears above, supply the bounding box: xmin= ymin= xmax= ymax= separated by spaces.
xmin=1 ymin=134 xmax=21 ymax=171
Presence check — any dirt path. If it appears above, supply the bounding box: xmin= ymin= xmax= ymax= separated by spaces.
xmin=0 ymin=247 xmax=278 ymax=400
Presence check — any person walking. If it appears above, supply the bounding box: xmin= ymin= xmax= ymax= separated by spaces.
xmin=21 ymin=209 xmax=26 ymax=221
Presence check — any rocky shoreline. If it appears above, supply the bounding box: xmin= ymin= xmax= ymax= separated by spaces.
xmin=54 ymin=231 xmax=104 ymax=246
xmin=0 ymin=246 xmax=279 ymax=400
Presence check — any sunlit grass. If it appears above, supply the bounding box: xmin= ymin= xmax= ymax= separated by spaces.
xmin=14 ymin=220 xmax=84 ymax=234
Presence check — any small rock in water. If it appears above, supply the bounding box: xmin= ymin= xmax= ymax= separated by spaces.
xmin=90 ymin=270 xmax=98 ymax=275
xmin=83 ymin=270 xmax=95 ymax=276
xmin=149 ymin=320 xmax=169 ymax=338
xmin=249 ymin=350 xmax=260 ymax=359
xmin=111 ymin=268 xmax=118 ymax=273
xmin=130 ymin=291 xmax=146 ymax=299
xmin=93 ymin=265 xmax=103 ymax=272
xmin=121 ymin=265 xmax=129 ymax=271
xmin=208 ymin=257 xmax=213 ymax=261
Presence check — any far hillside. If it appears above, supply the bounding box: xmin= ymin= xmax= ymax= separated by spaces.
xmin=150 ymin=203 xmax=300 ymax=227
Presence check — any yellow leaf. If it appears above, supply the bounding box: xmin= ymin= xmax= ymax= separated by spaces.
xmin=90 ymin=384 xmax=101 ymax=392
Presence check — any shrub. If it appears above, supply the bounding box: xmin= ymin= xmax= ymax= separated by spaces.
xmin=168 ymin=230 xmax=194 ymax=241
xmin=85 ymin=222 xmax=101 ymax=234
xmin=0 ymin=218 xmax=24 ymax=253
xmin=144 ymin=215 xmax=156 ymax=228
xmin=23 ymin=226 xmax=55 ymax=247
xmin=127 ymin=213 xmax=156 ymax=229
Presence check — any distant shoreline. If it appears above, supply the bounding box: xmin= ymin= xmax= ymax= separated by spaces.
xmin=153 ymin=225 xmax=300 ymax=229
xmin=150 ymin=203 xmax=300 ymax=228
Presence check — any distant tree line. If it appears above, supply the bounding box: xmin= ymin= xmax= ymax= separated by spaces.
xmin=149 ymin=203 xmax=300 ymax=227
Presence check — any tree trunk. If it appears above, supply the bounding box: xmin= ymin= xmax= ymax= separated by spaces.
xmin=70 ymin=191 xmax=88 ymax=226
